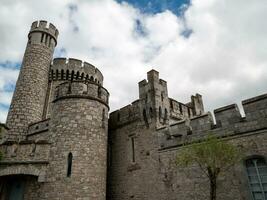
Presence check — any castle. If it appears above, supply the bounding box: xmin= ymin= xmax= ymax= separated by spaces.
xmin=0 ymin=20 xmax=266 ymax=200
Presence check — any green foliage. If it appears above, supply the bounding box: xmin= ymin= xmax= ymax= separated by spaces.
xmin=176 ymin=135 xmax=242 ymax=176
xmin=176 ymin=135 xmax=243 ymax=200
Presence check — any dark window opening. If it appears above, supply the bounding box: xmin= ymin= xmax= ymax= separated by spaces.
xmin=98 ymin=87 xmax=101 ymax=98
xmin=61 ymin=69 xmax=64 ymax=80
xmin=67 ymin=152 xmax=73 ymax=177
xmin=28 ymin=36 xmax=32 ymax=44
xmin=149 ymin=107 xmax=153 ymax=118
xmin=41 ymin=33 xmax=44 ymax=43
xmin=170 ymin=100 xmax=174 ymax=110
xmin=131 ymin=137 xmax=135 ymax=163
xmin=71 ymin=71 xmax=74 ymax=81
xmin=164 ymin=108 xmax=168 ymax=120
xmin=187 ymin=107 xmax=191 ymax=117
xmin=179 ymin=103 xmax=183 ymax=114
xmin=143 ymin=109 xmax=149 ymax=128
xmin=159 ymin=106 xmax=162 ymax=119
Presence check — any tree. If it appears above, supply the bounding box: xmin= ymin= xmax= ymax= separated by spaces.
xmin=176 ymin=135 xmax=243 ymax=200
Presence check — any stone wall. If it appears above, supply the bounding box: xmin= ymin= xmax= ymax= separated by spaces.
xmin=38 ymin=80 xmax=109 ymax=199
xmin=5 ymin=20 xmax=58 ymax=139
xmin=108 ymin=91 xmax=267 ymax=200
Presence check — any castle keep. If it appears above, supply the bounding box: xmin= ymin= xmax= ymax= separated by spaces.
xmin=0 ymin=20 xmax=267 ymax=200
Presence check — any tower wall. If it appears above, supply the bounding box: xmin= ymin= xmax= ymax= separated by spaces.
xmin=44 ymin=57 xmax=104 ymax=118
xmin=6 ymin=20 xmax=58 ymax=139
xmin=44 ymin=80 xmax=109 ymax=199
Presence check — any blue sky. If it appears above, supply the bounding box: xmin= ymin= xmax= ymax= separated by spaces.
xmin=0 ymin=0 xmax=267 ymax=123
xmin=116 ymin=0 xmax=190 ymax=16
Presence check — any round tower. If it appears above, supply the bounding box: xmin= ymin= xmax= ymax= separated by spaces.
xmin=45 ymin=58 xmax=104 ymax=118
xmin=6 ymin=20 xmax=58 ymax=138
xmin=46 ymin=78 xmax=109 ymax=199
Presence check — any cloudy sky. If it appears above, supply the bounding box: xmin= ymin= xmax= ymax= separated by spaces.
xmin=0 ymin=0 xmax=267 ymax=122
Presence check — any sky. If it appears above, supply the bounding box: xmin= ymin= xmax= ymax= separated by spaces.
xmin=0 ymin=0 xmax=267 ymax=123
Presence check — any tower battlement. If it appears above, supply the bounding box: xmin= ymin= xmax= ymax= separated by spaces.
xmin=53 ymin=81 xmax=109 ymax=107
xmin=159 ymin=93 xmax=267 ymax=150
xmin=30 ymin=20 xmax=59 ymax=40
xmin=50 ymin=58 xmax=103 ymax=85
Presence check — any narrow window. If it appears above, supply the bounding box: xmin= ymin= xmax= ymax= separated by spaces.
xmin=159 ymin=106 xmax=162 ymax=119
xmin=161 ymin=92 xmax=164 ymax=101
xmin=48 ymin=36 xmax=51 ymax=47
xmin=170 ymin=100 xmax=174 ymax=110
xmin=61 ymin=69 xmax=64 ymax=80
xmin=143 ymin=109 xmax=149 ymax=128
xmin=76 ymin=71 xmax=80 ymax=80
xmin=28 ymin=36 xmax=32 ymax=44
xmin=67 ymin=152 xmax=73 ymax=177
xmin=246 ymin=157 xmax=267 ymax=199
xmin=55 ymin=70 xmax=59 ymax=80
xmin=71 ymin=71 xmax=74 ymax=81
xmin=81 ymin=73 xmax=84 ymax=80
xmin=131 ymin=137 xmax=135 ymax=163
xmin=45 ymin=34 xmax=49 ymax=45
xmin=98 ymin=87 xmax=101 ymax=98
xmin=102 ymin=109 xmax=105 ymax=121
xmin=67 ymin=82 xmax=72 ymax=94
xmin=179 ymin=103 xmax=183 ymax=114
xmin=102 ymin=109 xmax=105 ymax=128
xmin=187 ymin=107 xmax=191 ymax=117
xmin=66 ymin=70 xmax=70 ymax=80
xmin=164 ymin=108 xmax=168 ymax=120
xmin=149 ymin=107 xmax=153 ymax=118
xmin=41 ymin=33 xmax=44 ymax=43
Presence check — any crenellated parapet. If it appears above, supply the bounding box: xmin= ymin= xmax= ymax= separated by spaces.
xmin=49 ymin=58 xmax=103 ymax=85
xmin=53 ymin=81 xmax=109 ymax=107
xmin=29 ymin=20 xmax=58 ymax=46
xmin=159 ymin=93 xmax=267 ymax=150
xmin=109 ymin=100 xmax=140 ymax=129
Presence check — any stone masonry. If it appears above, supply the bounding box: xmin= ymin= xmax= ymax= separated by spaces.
xmin=0 ymin=20 xmax=267 ymax=200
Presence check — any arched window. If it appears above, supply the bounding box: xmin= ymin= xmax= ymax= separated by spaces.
xmin=143 ymin=109 xmax=149 ymax=128
xmin=67 ymin=152 xmax=73 ymax=177
xmin=98 ymin=87 xmax=101 ymax=98
xmin=164 ymin=108 xmax=168 ymax=120
xmin=245 ymin=157 xmax=267 ymax=199
xmin=149 ymin=107 xmax=153 ymax=118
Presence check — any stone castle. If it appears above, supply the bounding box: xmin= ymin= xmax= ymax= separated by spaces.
xmin=0 ymin=20 xmax=266 ymax=200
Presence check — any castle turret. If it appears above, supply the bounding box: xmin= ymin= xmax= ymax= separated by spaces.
xmin=6 ymin=20 xmax=58 ymax=139
xmin=46 ymin=78 xmax=109 ymax=199
xmin=138 ymin=70 xmax=170 ymax=128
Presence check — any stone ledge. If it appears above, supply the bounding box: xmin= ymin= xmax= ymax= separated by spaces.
xmin=214 ymin=104 xmax=237 ymax=113
xmin=127 ymin=163 xmax=141 ymax=172
xmin=242 ymin=93 xmax=267 ymax=105
xmin=0 ymin=160 xmax=49 ymax=165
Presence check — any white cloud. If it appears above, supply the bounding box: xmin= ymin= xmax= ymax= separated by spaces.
xmin=0 ymin=0 xmax=267 ymax=123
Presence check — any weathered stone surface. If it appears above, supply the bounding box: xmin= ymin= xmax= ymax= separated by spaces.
xmin=1 ymin=19 xmax=267 ymax=200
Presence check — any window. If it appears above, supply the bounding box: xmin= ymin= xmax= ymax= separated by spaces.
xmin=149 ymin=107 xmax=153 ymax=118
xmin=143 ymin=109 xmax=149 ymax=127
xmin=131 ymin=137 xmax=135 ymax=163
xmin=246 ymin=157 xmax=267 ymax=200
xmin=164 ymin=108 xmax=168 ymax=121
xmin=67 ymin=152 xmax=73 ymax=177
xmin=159 ymin=106 xmax=162 ymax=119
